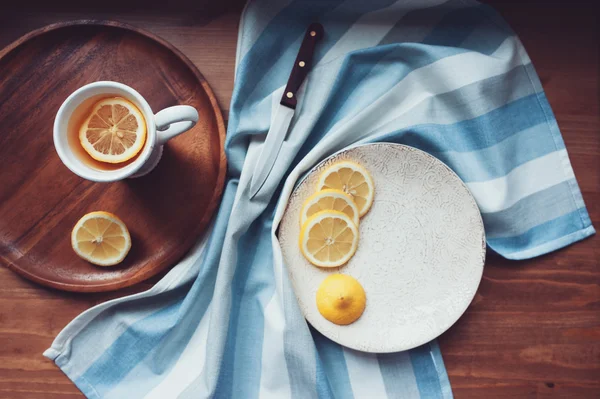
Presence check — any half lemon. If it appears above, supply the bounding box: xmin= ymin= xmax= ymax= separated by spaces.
xmin=316 ymin=274 xmax=366 ymax=325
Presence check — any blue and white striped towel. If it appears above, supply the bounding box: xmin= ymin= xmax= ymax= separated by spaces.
xmin=44 ymin=0 xmax=595 ymax=397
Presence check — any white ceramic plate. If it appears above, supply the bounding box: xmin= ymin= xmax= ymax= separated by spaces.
xmin=278 ymin=143 xmax=486 ymax=353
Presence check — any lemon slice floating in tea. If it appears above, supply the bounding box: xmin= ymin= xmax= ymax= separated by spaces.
xmin=317 ymin=161 xmax=374 ymax=217
xmin=71 ymin=211 xmax=132 ymax=266
xmin=299 ymin=210 xmax=359 ymax=268
xmin=300 ymin=189 xmax=360 ymax=227
xmin=316 ymin=274 xmax=366 ymax=325
xmin=79 ymin=97 xmax=146 ymax=163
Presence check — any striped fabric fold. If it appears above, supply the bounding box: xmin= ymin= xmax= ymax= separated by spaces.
xmin=45 ymin=0 xmax=594 ymax=398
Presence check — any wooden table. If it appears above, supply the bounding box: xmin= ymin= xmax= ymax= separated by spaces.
xmin=0 ymin=1 xmax=598 ymax=398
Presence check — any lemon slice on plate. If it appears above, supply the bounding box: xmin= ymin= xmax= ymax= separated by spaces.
xmin=317 ymin=161 xmax=374 ymax=217
xmin=300 ymin=189 xmax=360 ymax=227
xmin=316 ymin=274 xmax=366 ymax=325
xmin=299 ymin=210 xmax=359 ymax=268
xmin=71 ymin=211 xmax=132 ymax=266
xmin=79 ymin=97 xmax=146 ymax=163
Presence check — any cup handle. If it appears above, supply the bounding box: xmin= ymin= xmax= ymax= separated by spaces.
xmin=154 ymin=105 xmax=199 ymax=146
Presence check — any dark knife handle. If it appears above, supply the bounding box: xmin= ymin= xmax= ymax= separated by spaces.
xmin=280 ymin=23 xmax=324 ymax=109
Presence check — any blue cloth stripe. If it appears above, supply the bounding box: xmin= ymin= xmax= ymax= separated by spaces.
xmin=484 ymin=180 xmax=580 ymax=238
xmin=238 ymin=0 xmax=398 ymax=134
xmin=250 ymin=0 xmax=398 ymax=107
xmin=287 ymin=64 xmax=539 ymax=183
xmin=378 ymin=351 xmax=421 ymax=398
xmin=296 ymin=30 xmax=511 ymax=164
xmin=315 ymin=346 xmax=335 ymax=399
xmin=312 ymin=328 xmax=354 ymax=399
xmin=420 ymin=4 xmax=489 ymax=46
xmin=376 ymin=94 xmax=546 ymax=154
xmin=75 ymin=298 xmax=185 ymax=397
xmin=463 ymin=0 xmax=515 ymax=37
xmin=432 ymin=121 xmax=563 ymax=183
xmin=282 ymin=269 xmax=320 ymax=399
xmin=527 ymin=81 xmax=593 ymax=230
xmin=428 ymin=340 xmax=452 ymax=399
xmin=300 ymin=40 xmax=483 ymax=158
xmin=488 ymin=209 xmax=590 ymax=257
xmin=459 ymin=17 xmax=512 ymax=56
xmin=311 ymin=0 xmax=401 ymax=63
xmin=410 ymin=343 xmax=445 ymax=398
xmin=379 ymin=0 xmax=469 ymax=46
xmin=502 ymin=225 xmax=595 ymax=261
xmin=317 ymin=44 xmax=466 ymax=133
xmin=228 ymin=0 xmax=404 ymax=176
xmin=56 ymin=280 xmax=189 ymax=377
xmin=75 ymin=181 xmax=238 ymax=397
xmin=214 ymin=212 xmax=277 ymax=397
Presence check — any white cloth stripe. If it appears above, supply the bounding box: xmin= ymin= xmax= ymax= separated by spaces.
xmin=263 ymin=201 xmax=293 ymax=399
xmin=262 ymin=38 xmax=521 ymax=200
xmin=273 ymin=39 xmax=519 ymax=241
xmin=43 ymin=228 xmax=212 ymax=381
xmin=239 ymin=0 xmax=422 ymax=138
xmin=328 ymin=36 xmax=520 ymax=142
xmin=236 ymin=0 xmax=294 ymax=72
xmin=258 ymin=293 xmax=292 ymax=399
xmin=273 ymin=40 xmax=524 ymax=225
xmin=484 ymin=180 xmax=578 ymax=238
xmin=467 ymin=149 xmax=575 ymax=213
xmin=344 ymin=348 xmax=388 ymax=399
xmin=318 ymin=0 xmax=447 ymax=66
xmin=144 ymin=302 xmax=213 ymax=399
xmin=378 ymin=352 xmax=421 ymax=399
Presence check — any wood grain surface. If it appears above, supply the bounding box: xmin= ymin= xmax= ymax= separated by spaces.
xmin=0 ymin=0 xmax=598 ymax=398
xmin=0 ymin=21 xmax=227 ymax=292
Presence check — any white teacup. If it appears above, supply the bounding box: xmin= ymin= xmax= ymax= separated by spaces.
xmin=54 ymin=81 xmax=198 ymax=182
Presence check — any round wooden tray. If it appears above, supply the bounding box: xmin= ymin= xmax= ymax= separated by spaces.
xmin=0 ymin=21 xmax=227 ymax=292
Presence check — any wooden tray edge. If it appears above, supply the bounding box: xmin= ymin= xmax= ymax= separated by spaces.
xmin=0 ymin=20 xmax=228 ymax=292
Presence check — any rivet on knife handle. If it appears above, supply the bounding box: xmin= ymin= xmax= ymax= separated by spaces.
xmin=280 ymin=23 xmax=324 ymax=109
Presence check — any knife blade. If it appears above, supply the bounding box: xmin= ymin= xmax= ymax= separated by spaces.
xmin=249 ymin=22 xmax=324 ymax=198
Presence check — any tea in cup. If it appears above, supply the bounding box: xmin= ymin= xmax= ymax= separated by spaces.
xmin=54 ymin=81 xmax=198 ymax=182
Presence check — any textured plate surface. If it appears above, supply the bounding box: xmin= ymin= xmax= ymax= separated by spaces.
xmin=279 ymin=143 xmax=486 ymax=353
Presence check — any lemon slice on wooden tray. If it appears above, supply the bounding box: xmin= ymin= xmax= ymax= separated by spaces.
xmin=79 ymin=97 xmax=146 ymax=163
xmin=299 ymin=210 xmax=359 ymax=268
xmin=71 ymin=211 xmax=132 ymax=266
xmin=300 ymin=189 xmax=360 ymax=227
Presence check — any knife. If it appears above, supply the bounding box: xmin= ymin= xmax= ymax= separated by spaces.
xmin=249 ymin=23 xmax=324 ymax=198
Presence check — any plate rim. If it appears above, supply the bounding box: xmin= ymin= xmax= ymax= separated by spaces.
xmin=281 ymin=142 xmax=486 ymax=353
